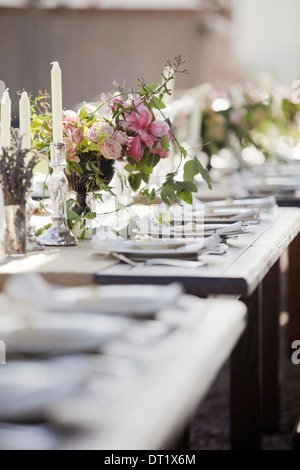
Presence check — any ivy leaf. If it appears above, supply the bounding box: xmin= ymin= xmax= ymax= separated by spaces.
xmin=84 ymin=211 xmax=97 ymax=220
xmin=141 ymin=173 xmax=150 ymax=184
xmin=78 ymin=107 xmax=88 ymax=120
xmin=124 ymin=163 xmax=136 ymax=173
xmin=79 ymin=228 xmax=87 ymax=240
xmin=194 ymin=157 xmax=212 ymax=190
xmin=184 ymin=157 xmax=212 ymax=190
xmin=128 ymin=172 xmax=142 ymax=191
xmin=179 ymin=145 xmax=188 ymax=158
xmin=150 ymin=96 xmax=166 ymax=110
xmin=67 ymin=160 xmax=83 ymax=175
xmin=183 ymin=160 xmax=197 ymax=182
xmin=35 ymin=223 xmax=51 ymax=238
xmin=143 ymin=83 xmax=160 ymax=93
xmin=178 ymin=191 xmax=193 ymax=204
xmin=118 ymin=220 xmax=138 ymax=239
xmin=161 ymin=183 xmax=178 ymax=206
xmin=161 ymin=134 xmax=170 ymax=152
xmin=177 ymin=181 xmax=198 ymax=193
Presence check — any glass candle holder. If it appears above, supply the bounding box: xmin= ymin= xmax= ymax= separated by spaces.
xmin=39 ymin=142 xmax=77 ymax=246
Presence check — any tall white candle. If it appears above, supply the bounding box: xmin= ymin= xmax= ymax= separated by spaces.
xmin=51 ymin=61 xmax=63 ymax=143
xmin=0 ymin=89 xmax=11 ymax=151
xmin=19 ymin=91 xmax=31 ymax=163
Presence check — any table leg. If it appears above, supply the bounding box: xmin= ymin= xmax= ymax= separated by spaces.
xmin=288 ymin=235 xmax=300 ymax=344
xmin=261 ymin=260 xmax=280 ymax=433
xmin=230 ymin=287 xmax=262 ymax=450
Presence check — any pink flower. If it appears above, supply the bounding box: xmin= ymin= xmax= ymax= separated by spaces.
xmin=129 ymin=135 xmax=143 ymax=161
xmin=154 ymin=140 xmax=170 ymax=159
xmin=86 ymin=126 xmax=99 ymax=144
xmin=100 ymin=138 xmax=122 ymax=160
xmin=63 ymin=110 xmax=80 ymax=124
xmin=72 ymin=127 xmax=84 ymax=144
xmin=138 ymin=128 xmax=155 ymax=148
xmin=64 ymin=137 xmax=79 ymax=162
xmin=113 ymin=130 xmax=128 ymax=146
xmin=83 ymin=103 xmax=96 ymax=114
xmin=122 ymin=98 xmax=153 ymax=131
xmin=111 ymin=97 xmax=124 ymax=112
xmin=101 ymin=123 xmax=114 ymax=137
xmin=63 ymin=110 xmax=80 ymax=133
xmin=148 ymin=120 xmax=169 ymax=137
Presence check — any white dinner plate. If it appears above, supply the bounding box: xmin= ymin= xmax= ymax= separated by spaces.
xmin=124 ymin=238 xmax=197 ymax=250
xmin=205 ymin=196 xmax=276 ymax=209
xmin=0 ymin=356 xmax=88 ymax=422
xmin=2 ymin=276 xmax=183 ymax=317
xmin=0 ymin=424 xmax=61 ymax=450
xmin=0 ymin=312 xmax=126 ymax=355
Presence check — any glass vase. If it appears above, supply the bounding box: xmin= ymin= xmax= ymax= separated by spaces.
xmin=67 ymin=154 xmax=115 ymax=215
xmin=5 ymin=204 xmax=27 ymax=256
xmin=0 ymin=187 xmax=5 ymax=262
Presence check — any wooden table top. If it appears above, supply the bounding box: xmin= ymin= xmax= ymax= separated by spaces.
xmin=94 ymin=207 xmax=300 ymax=297
xmin=57 ymin=297 xmax=246 ymax=450
xmin=1 ymin=207 xmax=299 ymax=297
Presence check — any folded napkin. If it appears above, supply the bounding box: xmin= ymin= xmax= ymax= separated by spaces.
xmin=215 ymin=221 xmax=244 ymax=234
xmin=137 ymin=216 xmax=174 ymax=237
xmin=92 ymin=227 xmax=127 ymax=252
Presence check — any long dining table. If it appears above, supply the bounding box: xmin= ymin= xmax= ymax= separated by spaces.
xmin=93 ymin=207 xmax=300 ymax=449
xmin=1 ymin=206 xmax=300 ymax=449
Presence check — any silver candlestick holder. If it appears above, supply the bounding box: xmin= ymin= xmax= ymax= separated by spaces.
xmin=26 ymin=179 xmax=45 ymax=252
xmin=39 ymin=142 xmax=78 ymax=246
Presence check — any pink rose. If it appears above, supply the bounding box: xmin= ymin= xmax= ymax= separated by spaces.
xmin=63 ymin=110 xmax=80 ymax=133
xmin=63 ymin=110 xmax=80 ymax=124
xmin=101 ymin=123 xmax=114 ymax=137
xmin=113 ymin=130 xmax=128 ymax=146
xmin=72 ymin=127 xmax=84 ymax=144
xmin=148 ymin=120 xmax=169 ymax=137
xmin=100 ymin=138 xmax=122 ymax=160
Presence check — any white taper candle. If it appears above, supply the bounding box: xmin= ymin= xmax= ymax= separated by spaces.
xmin=19 ymin=91 xmax=32 ymax=164
xmin=0 ymin=89 xmax=11 ymax=151
xmin=51 ymin=62 xmax=63 ymax=143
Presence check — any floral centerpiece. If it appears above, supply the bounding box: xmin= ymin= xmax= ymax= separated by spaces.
xmin=31 ymin=57 xmax=211 ymax=210
xmin=200 ymin=83 xmax=300 ymax=169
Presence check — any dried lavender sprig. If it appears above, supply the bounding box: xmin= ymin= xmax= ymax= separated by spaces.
xmin=0 ymin=129 xmax=44 ymax=206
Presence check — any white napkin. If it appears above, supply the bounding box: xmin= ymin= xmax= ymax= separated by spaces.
xmin=215 ymin=221 xmax=244 ymax=234
xmin=91 ymin=227 xmax=126 ymax=252
xmin=138 ymin=216 xmax=173 ymax=237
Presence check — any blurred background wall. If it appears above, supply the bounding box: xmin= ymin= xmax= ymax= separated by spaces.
xmin=232 ymin=0 xmax=300 ymax=84
xmin=0 ymin=0 xmax=237 ymax=115
xmin=1 ymin=0 xmax=300 ymax=115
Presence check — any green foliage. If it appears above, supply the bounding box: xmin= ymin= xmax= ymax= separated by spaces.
xmin=128 ymin=172 xmax=142 ymax=191
xmin=184 ymin=157 xmax=212 ymax=190
xmin=30 ymin=56 xmax=213 ymax=212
